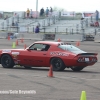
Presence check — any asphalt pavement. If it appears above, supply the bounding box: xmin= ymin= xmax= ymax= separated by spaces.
xmin=0 ymin=39 xmax=100 ymax=100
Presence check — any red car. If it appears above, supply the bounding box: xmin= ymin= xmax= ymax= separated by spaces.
xmin=0 ymin=41 xmax=98 ymax=71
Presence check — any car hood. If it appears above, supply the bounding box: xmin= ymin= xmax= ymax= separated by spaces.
xmin=1 ymin=49 xmax=24 ymax=51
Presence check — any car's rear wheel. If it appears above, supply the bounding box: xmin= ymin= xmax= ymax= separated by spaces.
xmin=71 ymin=66 xmax=85 ymax=71
xmin=1 ymin=54 xmax=14 ymax=68
xmin=51 ymin=58 xmax=66 ymax=71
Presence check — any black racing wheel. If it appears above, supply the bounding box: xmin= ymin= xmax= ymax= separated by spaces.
xmin=1 ymin=54 xmax=14 ymax=68
xmin=51 ymin=58 xmax=66 ymax=71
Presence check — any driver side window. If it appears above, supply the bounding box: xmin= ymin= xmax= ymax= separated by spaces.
xmin=29 ymin=43 xmax=50 ymax=51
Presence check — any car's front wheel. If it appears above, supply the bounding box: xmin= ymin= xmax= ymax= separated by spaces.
xmin=51 ymin=58 xmax=66 ymax=71
xmin=71 ymin=66 xmax=85 ymax=71
xmin=1 ymin=54 xmax=14 ymax=68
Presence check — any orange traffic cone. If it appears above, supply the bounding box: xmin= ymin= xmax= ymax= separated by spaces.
xmin=24 ymin=44 xmax=27 ymax=49
xmin=57 ymin=38 xmax=61 ymax=42
xmin=8 ymin=36 xmax=10 ymax=40
xmin=76 ymin=41 xmax=80 ymax=46
xmin=16 ymin=40 xmax=18 ymax=46
xmin=21 ymin=38 xmax=24 ymax=43
xmin=48 ymin=65 xmax=53 ymax=77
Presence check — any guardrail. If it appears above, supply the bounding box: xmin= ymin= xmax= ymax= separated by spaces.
xmin=0 ymin=32 xmax=99 ymax=43
xmin=0 ymin=32 xmax=84 ymax=42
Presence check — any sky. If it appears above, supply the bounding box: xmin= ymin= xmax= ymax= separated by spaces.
xmin=0 ymin=0 xmax=99 ymax=12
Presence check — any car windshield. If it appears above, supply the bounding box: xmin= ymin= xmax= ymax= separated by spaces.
xmin=58 ymin=45 xmax=86 ymax=54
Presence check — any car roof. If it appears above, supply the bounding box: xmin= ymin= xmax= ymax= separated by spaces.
xmin=34 ymin=41 xmax=61 ymax=46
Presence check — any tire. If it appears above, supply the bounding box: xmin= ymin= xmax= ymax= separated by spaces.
xmin=51 ymin=58 xmax=66 ymax=71
xmin=71 ymin=66 xmax=85 ymax=71
xmin=1 ymin=54 xmax=14 ymax=68
xmin=24 ymin=66 xmax=31 ymax=69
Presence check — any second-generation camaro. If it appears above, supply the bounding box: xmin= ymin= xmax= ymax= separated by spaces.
xmin=0 ymin=41 xmax=98 ymax=71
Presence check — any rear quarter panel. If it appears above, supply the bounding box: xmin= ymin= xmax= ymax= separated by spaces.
xmin=46 ymin=45 xmax=77 ymax=66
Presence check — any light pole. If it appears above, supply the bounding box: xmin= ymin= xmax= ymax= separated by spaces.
xmin=36 ymin=0 xmax=38 ymax=19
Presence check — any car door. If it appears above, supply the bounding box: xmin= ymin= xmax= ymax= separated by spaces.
xmin=29 ymin=43 xmax=50 ymax=66
xmin=19 ymin=50 xmax=35 ymax=66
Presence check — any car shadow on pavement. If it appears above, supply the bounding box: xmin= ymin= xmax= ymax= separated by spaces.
xmin=0 ymin=66 xmax=100 ymax=74
xmin=13 ymin=66 xmax=50 ymax=71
